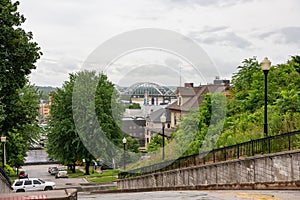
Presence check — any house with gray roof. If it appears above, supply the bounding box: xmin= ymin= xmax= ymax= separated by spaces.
xmin=144 ymin=108 xmax=172 ymax=149
xmin=167 ymin=82 xmax=229 ymax=128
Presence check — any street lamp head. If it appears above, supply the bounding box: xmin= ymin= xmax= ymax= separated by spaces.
xmin=122 ymin=137 xmax=127 ymax=144
xmin=160 ymin=113 xmax=166 ymax=123
xmin=1 ymin=136 xmax=6 ymax=143
xmin=261 ymin=57 xmax=271 ymax=71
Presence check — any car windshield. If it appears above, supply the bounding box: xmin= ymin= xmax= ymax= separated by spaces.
xmin=38 ymin=179 xmax=45 ymax=183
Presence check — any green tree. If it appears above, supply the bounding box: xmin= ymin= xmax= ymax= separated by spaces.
xmin=172 ymin=93 xmax=225 ymax=157
xmin=49 ymin=71 xmax=127 ymax=175
xmin=218 ymin=55 xmax=300 ymax=147
xmin=229 ymin=57 xmax=265 ymax=114
xmin=0 ymin=0 xmax=41 ymax=167
xmin=146 ymin=134 xmax=163 ymax=153
xmin=0 ymin=0 xmax=41 ymax=134
xmin=128 ymin=103 xmax=141 ymax=109
xmin=47 ymin=74 xmax=80 ymax=173
xmin=73 ymin=71 xmax=127 ymax=173
xmin=125 ymin=137 xmax=140 ymax=153
xmin=3 ymin=84 xmax=40 ymax=168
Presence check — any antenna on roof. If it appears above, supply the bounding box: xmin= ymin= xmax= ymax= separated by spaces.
xmin=179 ymin=63 xmax=182 ymax=87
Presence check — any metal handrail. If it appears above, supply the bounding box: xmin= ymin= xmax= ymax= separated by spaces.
xmin=119 ymin=130 xmax=300 ymax=179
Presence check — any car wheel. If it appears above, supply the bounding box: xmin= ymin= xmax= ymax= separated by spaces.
xmin=16 ymin=189 xmax=25 ymax=193
xmin=44 ymin=186 xmax=53 ymax=191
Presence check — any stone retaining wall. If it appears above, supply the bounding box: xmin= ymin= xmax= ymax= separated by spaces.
xmin=118 ymin=150 xmax=300 ymax=190
xmin=0 ymin=173 xmax=11 ymax=194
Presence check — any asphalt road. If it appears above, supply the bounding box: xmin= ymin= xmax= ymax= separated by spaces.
xmin=79 ymin=190 xmax=300 ymax=200
xmin=20 ymin=164 xmax=87 ymax=189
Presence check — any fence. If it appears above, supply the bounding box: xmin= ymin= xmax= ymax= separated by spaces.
xmin=119 ymin=130 xmax=300 ymax=179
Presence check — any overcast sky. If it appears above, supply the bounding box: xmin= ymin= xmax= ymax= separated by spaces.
xmin=18 ymin=0 xmax=300 ymax=87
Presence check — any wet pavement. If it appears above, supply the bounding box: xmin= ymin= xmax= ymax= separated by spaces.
xmin=24 ymin=150 xmax=53 ymax=164
xmin=20 ymin=164 xmax=88 ymax=189
xmin=79 ymin=190 xmax=300 ymax=200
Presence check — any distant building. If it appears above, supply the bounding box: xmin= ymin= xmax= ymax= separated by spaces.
xmin=38 ymin=100 xmax=50 ymax=118
xmin=144 ymin=108 xmax=172 ymax=149
xmin=213 ymin=76 xmax=230 ymax=86
xmin=38 ymin=91 xmax=55 ymax=125
xmin=121 ymin=116 xmax=146 ymax=151
xmin=166 ymin=81 xmax=229 ymax=128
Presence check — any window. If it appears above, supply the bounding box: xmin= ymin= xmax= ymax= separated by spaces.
xmin=33 ymin=180 xmax=41 ymax=184
xmin=38 ymin=179 xmax=45 ymax=183
xmin=14 ymin=181 xmax=23 ymax=186
xmin=24 ymin=180 xmax=32 ymax=185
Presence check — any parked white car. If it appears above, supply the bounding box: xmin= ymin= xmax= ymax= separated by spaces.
xmin=12 ymin=178 xmax=55 ymax=192
xmin=55 ymin=169 xmax=68 ymax=178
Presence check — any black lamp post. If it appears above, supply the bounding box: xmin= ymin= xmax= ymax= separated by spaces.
xmin=261 ymin=57 xmax=271 ymax=137
xmin=1 ymin=136 xmax=6 ymax=168
xmin=160 ymin=113 xmax=166 ymax=160
xmin=122 ymin=137 xmax=127 ymax=171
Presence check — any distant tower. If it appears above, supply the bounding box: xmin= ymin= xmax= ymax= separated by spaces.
xmin=144 ymin=91 xmax=149 ymax=105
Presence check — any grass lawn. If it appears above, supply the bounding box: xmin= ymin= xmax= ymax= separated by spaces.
xmin=89 ymin=176 xmax=117 ymax=182
xmin=67 ymin=168 xmax=120 ymax=183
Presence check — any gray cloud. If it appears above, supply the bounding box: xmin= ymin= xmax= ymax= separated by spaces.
xmin=18 ymin=0 xmax=300 ymax=87
xmin=259 ymin=26 xmax=300 ymax=46
xmin=117 ymin=64 xmax=180 ymax=86
xmin=170 ymin=0 xmax=254 ymax=7
xmin=190 ymin=31 xmax=252 ymax=49
xmin=200 ymin=26 xmax=229 ymax=34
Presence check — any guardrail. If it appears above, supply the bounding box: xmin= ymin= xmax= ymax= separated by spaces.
xmin=119 ymin=130 xmax=300 ymax=179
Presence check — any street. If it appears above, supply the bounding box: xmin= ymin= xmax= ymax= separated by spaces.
xmin=79 ymin=190 xmax=300 ymax=200
xmin=21 ymin=164 xmax=300 ymax=200
xmin=20 ymin=164 xmax=88 ymax=189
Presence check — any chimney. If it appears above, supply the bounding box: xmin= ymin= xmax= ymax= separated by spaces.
xmin=184 ymin=83 xmax=194 ymax=88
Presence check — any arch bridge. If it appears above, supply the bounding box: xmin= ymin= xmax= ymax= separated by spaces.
xmin=116 ymin=82 xmax=177 ymax=105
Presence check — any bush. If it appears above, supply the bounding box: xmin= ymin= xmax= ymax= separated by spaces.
xmin=4 ymin=164 xmax=14 ymax=176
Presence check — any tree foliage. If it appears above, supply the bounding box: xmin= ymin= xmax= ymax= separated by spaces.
xmin=2 ymin=84 xmax=40 ymax=168
xmin=217 ymin=56 xmax=300 ymax=147
xmin=48 ymin=71 xmax=136 ymax=174
xmin=165 ymin=56 xmax=300 ymax=158
xmin=0 ymin=0 xmax=41 ymax=167
xmin=172 ymin=93 xmax=225 ymax=157
xmin=146 ymin=133 xmax=164 ymax=153
xmin=0 ymin=0 xmax=41 ymax=134
xmin=47 ymin=74 xmax=81 ymax=172
xmin=128 ymin=103 xmax=141 ymax=109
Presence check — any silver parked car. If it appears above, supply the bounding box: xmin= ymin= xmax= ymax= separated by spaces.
xmin=55 ymin=169 xmax=68 ymax=178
